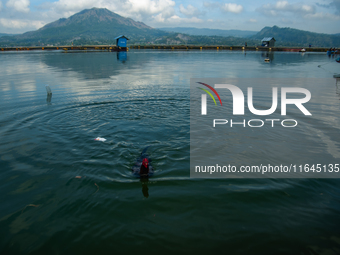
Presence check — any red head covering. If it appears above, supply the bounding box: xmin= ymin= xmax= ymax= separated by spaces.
xmin=142 ymin=158 xmax=149 ymax=168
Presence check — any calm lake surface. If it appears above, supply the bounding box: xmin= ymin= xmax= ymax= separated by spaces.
xmin=0 ymin=49 xmax=340 ymax=254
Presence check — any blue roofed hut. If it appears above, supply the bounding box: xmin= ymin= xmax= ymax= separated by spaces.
xmin=261 ymin=37 xmax=276 ymax=47
xmin=115 ymin=35 xmax=129 ymax=48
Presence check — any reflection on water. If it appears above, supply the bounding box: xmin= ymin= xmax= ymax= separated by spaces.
xmin=0 ymin=50 xmax=340 ymax=254
xmin=40 ymin=51 xmax=137 ymax=79
xmin=261 ymin=51 xmax=274 ymax=62
xmin=117 ymin=51 xmax=127 ymax=62
xmin=140 ymin=178 xmax=149 ymax=198
xmin=336 ymin=78 xmax=340 ymax=96
xmin=46 ymin=93 xmax=52 ymax=104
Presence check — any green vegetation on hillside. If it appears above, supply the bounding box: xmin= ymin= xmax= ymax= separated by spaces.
xmin=251 ymin=26 xmax=340 ymax=47
xmin=159 ymin=27 xmax=257 ymax=38
xmin=0 ymin=8 xmax=168 ymax=46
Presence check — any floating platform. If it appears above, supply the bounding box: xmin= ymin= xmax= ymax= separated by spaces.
xmin=0 ymin=45 xmax=332 ymax=52
xmin=129 ymin=45 xmax=331 ymax=52
xmin=0 ymin=45 xmax=127 ymax=52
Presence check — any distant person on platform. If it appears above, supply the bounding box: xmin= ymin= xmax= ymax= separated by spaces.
xmin=245 ymin=42 xmax=247 ymax=47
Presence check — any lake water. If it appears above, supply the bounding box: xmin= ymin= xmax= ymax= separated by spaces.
xmin=0 ymin=49 xmax=340 ymax=254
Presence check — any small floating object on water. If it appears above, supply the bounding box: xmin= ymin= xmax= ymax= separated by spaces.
xmin=299 ymin=48 xmax=306 ymax=52
xmin=95 ymin=137 xmax=107 ymax=142
xmin=264 ymin=58 xmax=270 ymax=62
xmin=45 ymin=85 xmax=52 ymax=95
xmin=75 ymin=176 xmax=82 ymax=179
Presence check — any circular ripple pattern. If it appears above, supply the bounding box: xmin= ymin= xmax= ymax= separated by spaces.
xmin=0 ymin=89 xmax=190 ymax=182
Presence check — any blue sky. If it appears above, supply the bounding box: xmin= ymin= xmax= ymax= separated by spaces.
xmin=0 ymin=0 xmax=339 ymax=34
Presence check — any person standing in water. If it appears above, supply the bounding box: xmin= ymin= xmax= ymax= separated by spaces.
xmin=140 ymin=158 xmax=149 ymax=176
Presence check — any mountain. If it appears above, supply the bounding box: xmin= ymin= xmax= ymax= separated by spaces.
xmin=251 ymin=26 xmax=340 ymax=47
xmin=0 ymin=33 xmax=18 ymax=38
xmin=159 ymin=27 xmax=257 ymax=38
xmin=1 ymin=11 xmax=339 ymax=47
xmin=0 ymin=8 xmax=168 ymax=46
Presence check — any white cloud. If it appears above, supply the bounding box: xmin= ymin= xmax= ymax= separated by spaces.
xmin=258 ymin=1 xmax=315 ymax=16
xmin=127 ymin=0 xmax=175 ymax=16
xmin=179 ymin=4 xmax=200 ymax=17
xmin=0 ymin=18 xmax=44 ymax=29
xmin=6 ymin=0 xmax=30 ymax=13
xmin=257 ymin=1 xmax=340 ymax=21
xmin=305 ymin=12 xmax=340 ymax=20
xmin=317 ymin=1 xmax=340 ymax=15
xmin=221 ymin=3 xmax=243 ymax=14
xmin=249 ymin=18 xmax=257 ymax=23
xmin=153 ymin=13 xmax=165 ymax=22
xmin=331 ymin=0 xmax=340 ymax=14
xmin=154 ymin=14 xmax=203 ymax=24
xmin=41 ymin=0 xmax=176 ymax=24
xmin=203 ymin=2 xmax=219 ymax=9
xmin=203 ymin=2 xmax=243 ymax=14
xmin=301 ymin=5 xmax=313 ymax=13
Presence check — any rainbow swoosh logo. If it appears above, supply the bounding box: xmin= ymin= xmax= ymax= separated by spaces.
xmin=197 ymin=82 xmax=223 ymax=106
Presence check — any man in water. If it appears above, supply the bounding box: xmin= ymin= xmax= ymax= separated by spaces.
xmin=140 ymin=158 xmax=149 ymax=176
xmin=131 ymin=147 xmax=153 ymax=177
xmin=140 ymin=158 xmax=150 ymax=198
